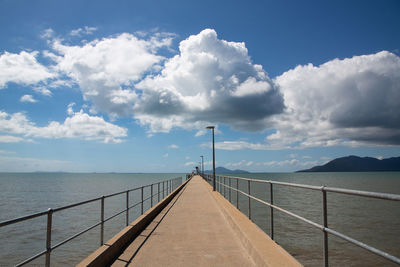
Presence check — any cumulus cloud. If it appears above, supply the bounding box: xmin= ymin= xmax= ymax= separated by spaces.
xmin=0 ymin=51 xmax=55 ymax=88
xmin=50 ymin=32 xmax=173 ymax=118
xmin=272 ymin=51 xmax=400 ymax=147
xmin=20 ymin=94 xmax=37 ymax=103
xmin=0 ymin=109 xmax=127 ymax=143
xmin=168 ymin=144 xmax=179 ymax=149
xmin=135 ymin=29 xmax=284 ymax=132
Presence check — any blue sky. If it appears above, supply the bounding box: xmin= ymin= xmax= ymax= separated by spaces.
xmin=0 ymin=0 xmax=399 ymax=172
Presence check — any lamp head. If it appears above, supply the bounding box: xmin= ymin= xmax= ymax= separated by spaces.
xmin=206 ymin=126 xmax=215 ymax=129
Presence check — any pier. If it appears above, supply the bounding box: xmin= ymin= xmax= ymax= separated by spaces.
xmin=1 ymin=173 xmax=399 ymax=266
xmin=78 ymin=175 xmax=300 ymax=266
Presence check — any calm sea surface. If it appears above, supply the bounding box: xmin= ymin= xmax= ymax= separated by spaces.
xmin=0 ymin=172 xmax=399 ymax=266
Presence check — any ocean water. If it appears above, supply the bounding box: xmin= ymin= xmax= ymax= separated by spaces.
xmin=0 ymin=172 xmax=399 ymax=266
xmin=0 ymin=173 xmax=184 ymax=266
xmin=213 ymin=172 xmax=400 ymax=267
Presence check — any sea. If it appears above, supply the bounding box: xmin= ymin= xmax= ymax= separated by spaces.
xmin=0 ymin=172 xmax=399 ymax=266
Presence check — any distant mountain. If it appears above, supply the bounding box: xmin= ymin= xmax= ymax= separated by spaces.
xmin=204 ymin=167 xmax=250 ymax=174
xmin=298 ymin=155 xmax=400 ymax=172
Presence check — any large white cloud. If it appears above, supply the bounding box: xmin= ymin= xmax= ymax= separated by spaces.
xmin=50 ymin=32 xmax=174 ymax=117
xmin=272 ymin=51 xmax=400 ymax=147
xmin=135 ymin=29 xmax=284 ymax=132
xmin=0 ymin=110 xmax=127 ymax=143
xmin=0 ymin=51 xmax=55 ymax=88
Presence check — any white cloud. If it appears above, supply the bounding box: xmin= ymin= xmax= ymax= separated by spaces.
xmin=135 ymin=29 xmax=284 ymax=133
xmin=0 ymin=109 xmax=127 ymax=143
xmin=163 ymin=153 xmax=168 ymax=158
xmin=0 ymin=135 xmax=26 ymax=143
xmin=70 ymin=26 xmax=98 ymax=36
xmin=273 ymin=51 xmax=400 ymax=147
xmin=168 ymin=144 xmax=179 ymax=149
xmin=202 ymin=140 xmax=276 ymax=151
xmin=40 ymin=28 xmax=55 ymax=39
xmin=20 ymin=94 xmax=37 ymax=103
xmin=51 ymin=32 xmax=171 ymax=118
xmin=0 ymin=51 xmax=55 ymax=88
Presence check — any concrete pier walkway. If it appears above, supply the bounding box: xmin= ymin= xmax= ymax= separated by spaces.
xmin=79 ymin=176 xmax=301 ymax=266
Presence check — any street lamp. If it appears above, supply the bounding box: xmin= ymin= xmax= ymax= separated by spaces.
xmin=206 ymin=126 xmax=216 ymax=191
xmin=200 ymin=155 xmax=204 ymax=177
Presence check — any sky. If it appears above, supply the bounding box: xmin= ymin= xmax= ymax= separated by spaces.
xmin=0 ymin=0 xmax=399 ymax=172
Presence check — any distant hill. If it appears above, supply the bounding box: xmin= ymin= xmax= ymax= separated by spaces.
xmin=204 ymin=167 xmax=250 ymax=174
xmin=298 ymin=155 xmax=400 ymax=172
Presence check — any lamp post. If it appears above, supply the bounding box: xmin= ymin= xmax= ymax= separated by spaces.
xmin=206 ymin=126 xmax=216 ymax=191
xmin=200 ymin=156 xmax=204 ymax=177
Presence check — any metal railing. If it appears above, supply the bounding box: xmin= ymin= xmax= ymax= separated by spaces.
xmin=0 ymin=176 xmax=182 ymax=267
xmin=202 ymin=174 xmax=400 ymax=266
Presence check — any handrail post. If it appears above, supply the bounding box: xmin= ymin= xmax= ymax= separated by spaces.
xmin=141 ymin=186 xmax=144 ymax=215
xmin=126 ymin=190 xmax=129 ymax=226
xmin=236 ymin=178 xmax=239 ymax=209
xmin=151 ymin=184 xmax=153 ymax=207
xmin=229 ymin=177 xmax=231 ymax=202
xmin=248 ymin=180 xmax=251 ymax=220
xmin=100 ymin=196 xmax=104 ymax=245
xmin=224 ymin=177 xmax=226 ymax=197
xmin=322 ymin=188 xmax=328 ymax=267
xmin=270 ymin=183 xmax=274 ymax=240
xmin=45 ymin=208 xmax=53 ymax=267
xmin=158 ymin=182 xmax=160 ymax=202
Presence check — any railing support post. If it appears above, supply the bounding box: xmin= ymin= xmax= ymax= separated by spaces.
xmin=270 ymin=183 xmax=274 ymax=240
xmin=45 ymin=208 xmax=52 ymax=267
xmin=236 ymin=178 xmax=239 ymax=209
xmin=229 ymin=177 xmax=231 ymax=203
xmin=151 ymin=184 xmax=153 ymax=207
xmin=158 ymin=182 xmax=160 ymax=202
xmin=224 ymin=177 xmax=226 ymax=197
xmin=248 ymin=180 xmax=251 ymax=220
xmin=100 ymin=196 xmax=104 ymax=245
xmin=141 ymin=186 xmax=144 ymax=215
xmin=322 ymin=188 xmax=328 ymax=267
xmin=126 ymin=190 xmax=129 ymax=226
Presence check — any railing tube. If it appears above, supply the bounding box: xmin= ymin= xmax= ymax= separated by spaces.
xmin=100 ymin=196 xmax=104 ymax=245
xmin=126 ymin=190 xmax=129 ymax=226
xmin=270 ymin=183 xmax=274 ymax=240
xmin=45 ymin=208 xmax=52 ymax=267
xmin=322 ymin=188 xmax=328 ymax=267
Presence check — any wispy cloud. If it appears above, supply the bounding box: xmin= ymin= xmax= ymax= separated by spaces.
xmin=70 ymin=26 xmax=98 ymax=37
xmin=20 ymin=94 xmax=37 ymax=103
xmin=168 ymin=144 xmax=179 ymax=149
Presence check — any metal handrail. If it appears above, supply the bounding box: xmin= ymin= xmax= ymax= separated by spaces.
xmin=202 ymin=174 xmax=400 ymax=266
xmin=0 ymin=176 xmax=182 ymax=267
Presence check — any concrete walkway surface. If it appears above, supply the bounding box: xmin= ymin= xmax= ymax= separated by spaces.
xmin=109 ymin=176 xmax=301 ymax=267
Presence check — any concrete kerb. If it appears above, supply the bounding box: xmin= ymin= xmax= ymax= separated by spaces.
xmin=77 ymin=178 xmax=191 ymax=267
xmin=203 ymin=178 xmax=302 ymax=267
